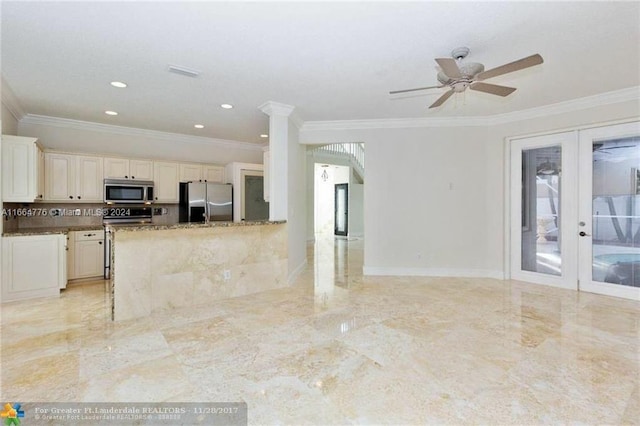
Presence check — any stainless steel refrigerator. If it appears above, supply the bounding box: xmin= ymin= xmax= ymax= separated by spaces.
xmin=179 ymin=182 xmax=233 ymax=222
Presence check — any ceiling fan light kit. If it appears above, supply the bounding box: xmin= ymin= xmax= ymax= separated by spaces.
xmin=390 ymin=47 xmax=544 ymax=109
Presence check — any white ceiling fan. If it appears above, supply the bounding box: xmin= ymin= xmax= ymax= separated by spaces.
xmin=390 ymin=47 xmax=544 ymax=108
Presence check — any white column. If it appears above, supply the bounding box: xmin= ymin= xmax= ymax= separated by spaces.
xmin=258 ymin=101 xmax=295 ymax=221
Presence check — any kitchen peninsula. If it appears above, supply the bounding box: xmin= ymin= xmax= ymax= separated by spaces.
xmin=110 ymin=220 xmax=286 ymax=321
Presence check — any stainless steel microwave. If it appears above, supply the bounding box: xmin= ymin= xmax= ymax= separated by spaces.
xmin=104 ymin=179 xmax=154 ymax=204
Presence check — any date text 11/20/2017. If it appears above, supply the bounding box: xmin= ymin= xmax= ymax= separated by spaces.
xmin=2 ymin=208 xmax=132 ymax=217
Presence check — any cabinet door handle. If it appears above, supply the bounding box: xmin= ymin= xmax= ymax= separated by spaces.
xmin=99 ymin=241 xmax=103 ymax=245
xmin=132 ymin=176 xmax=135 ymax=179
xmin=125 ymin=175 xmax=128 ymax=179
xmin=69 ymin=195 xmax=73 ymax=199
xmin=77 ymin=196 xmax=81 ymax=199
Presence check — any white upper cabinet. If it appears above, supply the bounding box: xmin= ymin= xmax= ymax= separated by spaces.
xmin=38 ymin=148 xmax=45 ymax=201
xmin=179 ymin=163 xmax=224 ymax=183
xmin=45 ymin=153 xmax=76 ymax=201
xmin=179 ymin=163 xmax=203 ymax=182
xmin=76 ymin=155 xmax=104 ymax=201
xmin=203 ymin=165 xmax=225 ymax=183
xmin=1 ymin=135 xmax=44 ymax=202
xmin=45 ymin=153 xmax=103 ymax=202
xmin=129 ymin=160 xmax=153 ymax=181
xmin=104 ymin=157 xmax=153 ymax=181
xmin=103 ymin=157 xmax=129 ymax=179
xmin=153 ymin=161 xmax=179 ymax=203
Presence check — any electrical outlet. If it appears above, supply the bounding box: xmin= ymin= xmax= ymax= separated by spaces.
xmin=223 ymin=270 xmax=231 ymax=281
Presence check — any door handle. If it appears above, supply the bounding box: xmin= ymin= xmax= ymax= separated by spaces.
xmin=579 ymin=231 xmax=591 ymax=237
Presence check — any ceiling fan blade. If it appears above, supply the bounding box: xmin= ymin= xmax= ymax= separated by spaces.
xmin=476 ymin=54 xmax=543 ymax=81
xmin=429 ymin=89 xmax=455 ymax=108
xmin=389 ymin=85 xmax=445 ymax=95
xmin=435 ymin=58 xmax=462 ymax=79
xmin=470 ymin=82 xmax=517 ymax=97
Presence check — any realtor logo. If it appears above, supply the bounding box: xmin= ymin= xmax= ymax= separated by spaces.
xmin=1 ymin=403 xmax=24 ymax=425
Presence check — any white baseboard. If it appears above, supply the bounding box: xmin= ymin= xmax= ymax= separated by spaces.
xmin=362 ymin=266 xmax=505 ymax=280
xmin=288 ymin=259 xmax=308 ymax=284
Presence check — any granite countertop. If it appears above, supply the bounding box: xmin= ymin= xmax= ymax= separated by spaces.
xmin=110 ymin=220 xmax=286 ymax=233
xmin=2 ymin=225 xmax=104 ymax=237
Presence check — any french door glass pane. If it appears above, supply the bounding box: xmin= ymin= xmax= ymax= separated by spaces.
xmin=335 ymin=186 xmax=347 ymax=233
xmin=521 ymin=146 xmax=562 ymax=275
xmin=592 ymin=137 xmax=640 ymax=287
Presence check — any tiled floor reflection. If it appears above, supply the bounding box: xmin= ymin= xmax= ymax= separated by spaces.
xmin=2 ymin=236 xmax=640 ymax=424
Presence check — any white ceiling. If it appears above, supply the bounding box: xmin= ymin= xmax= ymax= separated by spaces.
xmin=2 ymin=1 xmax=639 ymax=144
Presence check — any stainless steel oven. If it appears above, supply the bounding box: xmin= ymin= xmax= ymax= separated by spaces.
xmin=103 ymin=205 xmax=153 ymax=279
xmin=104 ymin=179 xmax=154 ymax=204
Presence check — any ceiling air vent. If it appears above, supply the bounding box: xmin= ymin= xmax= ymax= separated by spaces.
xmin=167 ymin=64 xmax=200 ymax=78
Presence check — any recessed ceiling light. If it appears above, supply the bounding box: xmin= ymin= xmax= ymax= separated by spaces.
xmin=260 ymin=134 xmax=269 ymax=138
xmin=105 ymin=110 xmax=118 ymax=116
xmin=220 ymin=104 xmax=233 ymax=109
xmin=194 ymin=124 xmax=204 ymax=129
xmin=110 ymin=81 xmax=127 ymax=88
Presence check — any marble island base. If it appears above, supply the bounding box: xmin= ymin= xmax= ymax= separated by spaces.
xmin=112 ymin=222 xmax=287 ymax=321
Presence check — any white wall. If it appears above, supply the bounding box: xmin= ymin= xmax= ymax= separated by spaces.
xmin=18 ymin=119 xmax=263 ymax=164
xmin=349 ymin=183 xmax=364 ymax=237
xmin=300 ymin=98 xmax=640 ymax=279
xmin=1 ymin=103 xmax=18 ymax=135
xmin=361 ymin=126 xmax=495 ymax=275
xmin=287 ymin=121 xmax=307 ymax=281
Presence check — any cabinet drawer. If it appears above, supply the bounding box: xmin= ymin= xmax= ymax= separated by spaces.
xmin=74 ymin=230 xmax=103 ymax=241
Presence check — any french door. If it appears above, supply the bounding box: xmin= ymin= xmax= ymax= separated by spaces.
xmin=334 ymin=183 xmax=348 ymax=236
xmin=510 ymin=121 xmax=640 ymax=300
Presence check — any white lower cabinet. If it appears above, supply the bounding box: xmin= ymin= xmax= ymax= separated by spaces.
xmin=69 ymin=230 xmax=104 ymax=280
xmin=1 ymin=234 xmax=66 ymax=302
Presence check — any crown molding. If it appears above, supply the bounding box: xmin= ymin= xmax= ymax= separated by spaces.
xmin=19 ymin=114 xmax=266 ymax=151
xmin=301 ymin=86 xmax=640 ymax=132
xmin=258 ymin=101 xmax=295 ymax=117
xmin=1 ymin=76 xmax=26 ymax=121
xmin=485 ymin=86 xmax=640 ymax=125
xmin=301 ymin=116 xmax=488 ymax=131
xmin=289 ymin=111 xmax=304 ymax=129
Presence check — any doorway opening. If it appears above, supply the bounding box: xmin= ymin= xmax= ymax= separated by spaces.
xmin=241 ymin=170 xmax=269 ymax=221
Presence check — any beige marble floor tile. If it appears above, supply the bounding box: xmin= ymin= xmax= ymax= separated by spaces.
xmin=78 ymin=354 xmax=192 ymax=402
xmin=621 ymin=384 xmax=640 ymax=425
xmin=2 ymin=351 xmax=81 ymax=402
xmin=78 ymin=330 xmax=173 ymax=378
